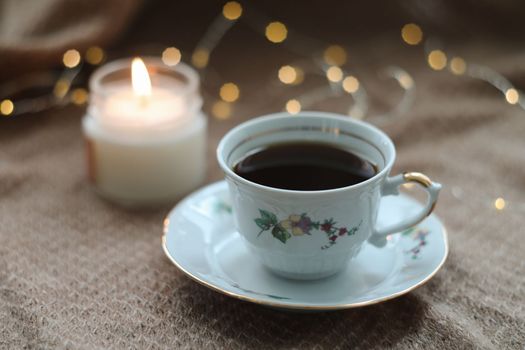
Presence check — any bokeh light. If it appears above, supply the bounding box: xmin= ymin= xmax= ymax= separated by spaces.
xmin=323 ymin=45 xmax=347 ymax=66
xmin=286 ymin=99 xmax=301 ymax=114
xmin=71 ymin=88 xmax=88 ymax=105
xmin=192 ymin=49 xmax=209 ymax=68
xmin=505 ymin=88 xmax=519 ymax=105
xmin=342 ymin=76 xmax=359 ymax=93
xmin=212 ymin=100 xmax=231 ymax=120
xmin=494 ymin=197 xmax=506 ymax=210
xmin=326 ymin=66 xmax=343 ymax=82
xmin=85 ymin=46 xmax=104 ymax=65
xmin=278 ymin=65 xmax=304 ymax=85
xmin=449 ymin=57 xmax=466 ymax=75
xmin=265 ymin=22 xmax=287 ymax=43
xmin=220 ymin=82 xmax=240 ymax=102
xmin=63 ymin=49 xmax=81 ymax=68
xmin=427 ymin=50 xmax=447 ymax=70
xmin=0 ymin=99 xmax=14 ymax=116
xmin=162 ymin=47 xmax=182 ymax=66
xmin=401 ymin=23 xmax=423 ymax=45
xmin=223 ymin=1 xmax=242 ymax=20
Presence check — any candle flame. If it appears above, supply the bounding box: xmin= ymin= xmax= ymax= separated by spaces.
xmin=131 ymin=58 xmax=152 ymax=98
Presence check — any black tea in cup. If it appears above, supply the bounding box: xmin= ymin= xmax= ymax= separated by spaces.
xmin=233 ymin=142 xmax=377 ymax=191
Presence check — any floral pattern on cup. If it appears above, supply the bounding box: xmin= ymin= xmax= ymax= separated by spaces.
xmin=254 ymin=209 xmax=361 ymax=249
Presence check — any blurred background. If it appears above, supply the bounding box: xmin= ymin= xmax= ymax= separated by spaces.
xmin=2 ymin=0 xmax=524 ymax=215
xmin=1 ymin=0 xmax=524 ymax=126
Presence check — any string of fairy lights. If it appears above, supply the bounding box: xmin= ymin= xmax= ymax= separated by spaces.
xmin=0 ymin=1 xmax=522 ymax=212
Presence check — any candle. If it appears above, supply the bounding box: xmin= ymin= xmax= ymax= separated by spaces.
xmin=82 ymin=57 xmax=207 ymax=206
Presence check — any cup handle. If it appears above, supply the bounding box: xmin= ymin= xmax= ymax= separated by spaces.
xmin=368 ymin=172 xmax=442 ymax=248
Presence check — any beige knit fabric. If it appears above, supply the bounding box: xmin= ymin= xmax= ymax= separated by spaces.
xmin=1 ymin=3 xmax=525 ymax=349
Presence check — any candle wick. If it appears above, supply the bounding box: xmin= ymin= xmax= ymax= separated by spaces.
xmin=139 ymin=95 xmax=149 ymax=108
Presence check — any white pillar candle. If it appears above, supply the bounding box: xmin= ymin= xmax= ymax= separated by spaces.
xmin=82 ymin=57 xmax=206 ymax=206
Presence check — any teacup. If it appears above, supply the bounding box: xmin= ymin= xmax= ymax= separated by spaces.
xmin=217 ymin=112 xmax=441 ymax=280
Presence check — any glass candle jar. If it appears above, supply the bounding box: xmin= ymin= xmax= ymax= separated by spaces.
xmin=82 ymin=57 xmax=207 ymax=206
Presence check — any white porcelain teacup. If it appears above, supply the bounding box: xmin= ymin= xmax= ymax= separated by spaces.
xmin=217 ymin=112 xmax=441 ymax=280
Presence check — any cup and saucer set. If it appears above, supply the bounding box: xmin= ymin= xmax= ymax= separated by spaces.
xmin=162 ymin=112 xmax=448 ymax=311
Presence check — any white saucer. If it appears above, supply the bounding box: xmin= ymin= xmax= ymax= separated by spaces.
xmin=162 ymin=181 xmax=448 ymax=311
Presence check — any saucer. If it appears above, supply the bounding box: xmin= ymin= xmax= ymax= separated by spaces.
xmin=162 ymin=181 xmax=448 ymax=311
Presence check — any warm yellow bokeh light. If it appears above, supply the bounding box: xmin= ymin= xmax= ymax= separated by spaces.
xmin=0 ymin=99 xmax=14 ymax=116
xmin=85 ymin=46 xmax=104 ymax=65
xmin=342 ymin=76 xmax=359 ymax=93
xmin=398 ymin=74 xmax=414 ymax=89
xmin=505 ymin=88 xmax=519 ymax=105
xmin=192 ymin=49 xmax=209 ymax=68
xmin=71 ymin=88 xmax=88 ymax=105
xmin=427 ymin=50 xmax=447 ymax=70
xmin=286 ymin=99 xmax=301 ymax=114
xmin=223 ymin=1 xmax=242 ymax=20
xmin=279 ymin=66 xmax=304 ymax=85
xmin=63 ymin=49 xmax=81 ymax=68
xmin=326 ymin=66 xmax=343 ymax=82
xmin=53 ymin=79 xmax=70 ymax=99
xmin=449 ymin=57 xmax=466 ymax=75
xmin=323 ymin=45 xmax=347 ymax=66
xmin=401 ymin=23 xmax=423 ymax=45
xmin=220 ymin=82 xmax=240 ymax=102
xmin=162 ymin=47 xmax=182 ymax=66
xmin=278 ymin=65 xmax=298 ymax=84
xmin=265 ymin=22 xmax=287 ymax=43
xmin=212 ymin=100 xmax=232 ymax=120
xmin=494 ymin=197 xmax=506 ymax=210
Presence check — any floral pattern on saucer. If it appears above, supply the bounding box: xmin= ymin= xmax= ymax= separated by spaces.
xmin=402 ymin=227 xmax=430 ymax=259
xmin=254 ymin=209 xmax=361 ymax=249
